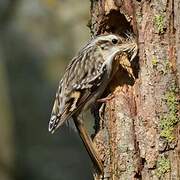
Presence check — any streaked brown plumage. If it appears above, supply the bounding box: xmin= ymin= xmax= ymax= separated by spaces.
xmin=49 ymin=34 xmax=138 ymax=173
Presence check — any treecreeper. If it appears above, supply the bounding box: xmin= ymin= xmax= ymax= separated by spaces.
xmin=48 ymin=34 xmax=138 ymax=174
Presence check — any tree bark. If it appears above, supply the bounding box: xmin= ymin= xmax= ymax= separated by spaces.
xmin=90 ymin=0 xmax=180 ymax=179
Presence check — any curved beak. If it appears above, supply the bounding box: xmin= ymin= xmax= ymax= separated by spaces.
xmin=118 ymin=41 xmax=138 ymax=61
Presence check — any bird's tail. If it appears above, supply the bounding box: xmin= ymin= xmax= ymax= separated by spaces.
xmin=73 ymin=116 xmax=103 ymax=174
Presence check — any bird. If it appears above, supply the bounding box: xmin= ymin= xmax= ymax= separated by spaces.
xmin=48 ymin=33 xmax=138 ymax=174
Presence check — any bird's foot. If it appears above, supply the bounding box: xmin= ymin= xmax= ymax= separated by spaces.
xmin=96 ymin=94 xmax=115 ymax=103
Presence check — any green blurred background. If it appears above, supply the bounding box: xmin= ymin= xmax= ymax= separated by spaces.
xmin=0 ymin=0 xmax=93 ymax=179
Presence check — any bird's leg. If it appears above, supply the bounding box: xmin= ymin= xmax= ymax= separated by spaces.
xmin=73 ymin=115 xmax=103 ymax=174
xmin=96 ymin=94 xmax=115 ymax=103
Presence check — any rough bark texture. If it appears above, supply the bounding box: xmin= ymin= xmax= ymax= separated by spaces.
xmin=90 ymin=0 xmax=180 ymax=179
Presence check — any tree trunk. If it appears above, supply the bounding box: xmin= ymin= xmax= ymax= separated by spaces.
xmin=90 ymin=0 xmax=180 ymax=179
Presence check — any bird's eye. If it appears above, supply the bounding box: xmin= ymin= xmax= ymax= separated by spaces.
xmin=112 ymin=38 xmax=118 ymax=44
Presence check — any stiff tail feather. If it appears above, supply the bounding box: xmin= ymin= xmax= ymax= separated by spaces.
xmin=73 ymin=116 xmax=103 ymax=174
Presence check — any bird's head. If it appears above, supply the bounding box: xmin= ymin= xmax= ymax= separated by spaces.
xmin=94 ymin=34 xmax=138 ymax=62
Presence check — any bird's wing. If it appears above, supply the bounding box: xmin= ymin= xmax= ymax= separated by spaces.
xmin=48 ymin=46 xmax=106 ymax=133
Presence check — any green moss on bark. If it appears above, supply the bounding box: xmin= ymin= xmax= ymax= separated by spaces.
xmin=152 ymin=56 xmax=159 ymax=67
xmin=156 ymin=156 xmax=170 ymax=178
xmin=160 ymin=84 xmax=179 ymax=142
xmin=154 ymin=15 xmax=165 ymax=34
